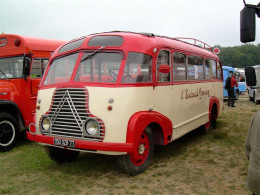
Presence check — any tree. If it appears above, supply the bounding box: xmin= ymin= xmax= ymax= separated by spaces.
xmin=217 ymin=44 xmax=260 ymax=68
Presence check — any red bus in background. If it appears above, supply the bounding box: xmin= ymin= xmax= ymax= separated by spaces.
xmin=0 ymin=34 xmax=66 ymax=152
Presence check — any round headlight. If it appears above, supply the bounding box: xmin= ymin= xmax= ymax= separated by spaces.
xmin=85 ymin=120 xmax=99 ymax=136
xmin=41 ymin=116 xmax=50 ymax=131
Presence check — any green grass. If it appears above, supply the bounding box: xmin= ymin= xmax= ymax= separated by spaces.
xmin=0 ymin=95 xmax=257 ymax=194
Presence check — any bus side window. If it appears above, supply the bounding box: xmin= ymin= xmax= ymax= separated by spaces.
xmin=31 ymin=58 xmax=49 ymax=78
xmin=205 ymin=59 xmax=217 ymax=79
xmin=122 ymin=52 xmax=152 ymax=83
xmin=173 ymin=52 xmax=186 ymax=81
xmin=157 ymin=50 xmax=171 ymax=82
xmin=217 ymin=61 xmax=222 ymax=79
xmin=188 ymin=55 xmax=204 ymax=80
xmin=42 ymin=59 xmax=49 ymax=75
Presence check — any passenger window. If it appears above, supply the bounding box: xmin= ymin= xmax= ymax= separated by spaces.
xmin=157 ymin=50 xmax=170 ymax=82
xmin=205 ymin=59 xmax=217 ymax=79
xmin=173 ymin=52 xmax=186 ymax=81
xmin=217 ymin=61 xmax=222 ymax=79
xmin=188 ymin=55 xmax=204 ymax=80
xmin=122 ymin=52 xmax=152 ymax=83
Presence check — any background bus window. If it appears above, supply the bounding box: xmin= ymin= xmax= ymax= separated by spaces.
xmin=30 ymin=58 xmax=49 ymax=78
xmin=157 ymin=50 xmax=171 ymax=82
xmin=188 ymin=55 xmax=204 ymax=80
xmin=205 ymin=59 xmax=217 ymax=79
xmin=173 ymin=52 xmax=186 ymax=81
xmin=0 ymin=56 xmax=24 ymax=79
xmin=122 ymin=52 xmax=152 ymax=83
xmin=217 ymin=61 xmax=222 ymax=79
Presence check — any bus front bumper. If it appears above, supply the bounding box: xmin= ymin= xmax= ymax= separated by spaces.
xmin=26 ymin=131 xmax=133 ymax=153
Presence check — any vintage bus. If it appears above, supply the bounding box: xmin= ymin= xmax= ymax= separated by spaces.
xmin=27 ymin=31 xmax=223 ymax=175
xmin=0 ymin=34 xmax=65 ymax=152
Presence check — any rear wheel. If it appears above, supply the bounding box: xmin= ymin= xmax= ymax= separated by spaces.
xmin=0 ymin=112 xmax=20 ymax=152
xmin=118 ymin=127 xmax=154 ymax=176
xmin=45 ymin=146 xmax=80 ymax=163
xmin=200 ymin=106 xmax=217 ymax=134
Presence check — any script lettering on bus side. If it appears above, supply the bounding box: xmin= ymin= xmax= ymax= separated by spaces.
xmin=181 ymin=88 xmax=210 ymax=100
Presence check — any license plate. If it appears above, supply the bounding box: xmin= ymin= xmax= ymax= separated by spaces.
xmin=54 ymin=138 xmax=75 ymax=148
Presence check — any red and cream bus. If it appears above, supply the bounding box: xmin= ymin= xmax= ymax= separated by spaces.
xmin=27 ymin=31 xmax=223 ymax=175
xmin=0 ymin=34 xmax=65 ymax=152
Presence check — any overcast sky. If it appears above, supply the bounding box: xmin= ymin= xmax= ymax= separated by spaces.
xmin=1 ymin=0 xmax=260 ymax=47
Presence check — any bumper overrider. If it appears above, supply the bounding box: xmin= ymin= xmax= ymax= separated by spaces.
xmin=26 ymin=131 xmax=133 ymax=152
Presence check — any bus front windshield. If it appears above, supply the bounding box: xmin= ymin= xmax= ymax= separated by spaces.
xmin=75 ymin=52 xmax=122 ymax=83
xmin=43 ymin=51 xmax=152 ymax=85
xmin=0 ymin=56 xmax=24 ymax=79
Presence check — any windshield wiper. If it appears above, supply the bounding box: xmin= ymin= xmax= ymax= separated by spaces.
xmin=80 ymin=46 xmax=105 ymax=63
xmin=0 ymin=69 xmax=9 ymax=81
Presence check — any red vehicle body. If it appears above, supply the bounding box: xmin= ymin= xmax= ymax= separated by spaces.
xmin=0 ymin=34 xmax=66 ymax=152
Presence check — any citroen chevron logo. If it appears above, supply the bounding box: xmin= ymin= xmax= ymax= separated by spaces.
xmin=50 ymin=90 xmax=83 ymax=129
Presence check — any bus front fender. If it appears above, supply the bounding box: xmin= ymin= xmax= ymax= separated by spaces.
xmin=126 ymin=111 xmax=172 ymax=146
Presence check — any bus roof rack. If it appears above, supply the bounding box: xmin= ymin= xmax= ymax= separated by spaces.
xmin=83 ymin=31 xmax=214 ymax=52
xmin=174 ymin=37 xmax=213 ymax=52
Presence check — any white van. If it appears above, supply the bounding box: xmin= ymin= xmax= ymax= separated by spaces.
xmin=245 ymin=65 xmax=260 ymax=103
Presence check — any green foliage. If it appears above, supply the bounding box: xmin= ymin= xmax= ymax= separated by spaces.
xmin=216 ymin=44 xmax=260 ymax=67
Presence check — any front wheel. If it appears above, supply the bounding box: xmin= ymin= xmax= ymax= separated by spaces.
xmin=45 ymin=146 xmax=80 ymax=163
xmin=0 ymin=112 xmax=20 ymax=152
xmin=118 ymin=127 xmax=154 ymax=176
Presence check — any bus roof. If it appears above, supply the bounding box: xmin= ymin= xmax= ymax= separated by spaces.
xmin=57 ymin=31 xmax=219 ymax=60
xmin=0 ymin=34 xmax=66 ymax=57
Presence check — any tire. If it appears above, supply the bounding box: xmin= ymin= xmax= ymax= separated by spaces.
xmin=254 ymin=92 xmax=259 ymax=104
xmin=249 ymin=95 xmax=253 ymax=101
xmin=200 ymin=120 xmax=212 ymax=134
xmin=0 ymin=112 xmax=20 ymax=152
xmin=200 ymin=108 xmax=217 ymax=134
xmin=45 ymin=146 xmax=80 ymax=163
xmin=118 ymin=127 xmax=154 ymax=176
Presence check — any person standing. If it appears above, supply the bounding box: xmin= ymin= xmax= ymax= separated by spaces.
xmin=227 ymin=72 xmax=238 ymax=107
xmin=246 ymin=110 xmax=260 ymax=195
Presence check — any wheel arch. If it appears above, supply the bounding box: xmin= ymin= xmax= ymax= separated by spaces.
xmin=209 ymin=96 xmax=220 ymax=122
xmin=0 ymin=101 xmax=24 ymax=129
xmin=126 ymin=111 xmax=172 ymax=147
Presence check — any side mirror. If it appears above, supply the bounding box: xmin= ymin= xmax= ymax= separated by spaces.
xmin=245 ymin=66 xmax=256 ymax=86
xmin=23 ymin=57 xmax=31 ymax=78
xmin=240 ymin=7 xmax=256 ymax=43
xmin=158 ymin=64 xmax=170 ymax=73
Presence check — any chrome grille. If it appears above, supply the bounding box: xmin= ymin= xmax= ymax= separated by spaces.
xmin=42 ymin=88 xmax=105 ymax=141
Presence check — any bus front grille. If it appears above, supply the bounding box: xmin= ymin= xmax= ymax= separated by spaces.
xmin=40 ymin=88 xmax=105 ymax=141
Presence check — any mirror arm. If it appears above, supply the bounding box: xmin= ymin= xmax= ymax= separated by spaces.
xmin=244 ymin=1 xmax=260 ymax=17
xmin=23 ymin=54 xmax=32 ymax=79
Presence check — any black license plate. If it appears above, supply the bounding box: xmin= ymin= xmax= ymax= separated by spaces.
xmin=54 ymin=138 xmax=75 ymax=148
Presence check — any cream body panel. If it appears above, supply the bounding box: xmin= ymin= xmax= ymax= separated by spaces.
xmin=35 ymin=88 xmax=56 ymax=134
xmin=35 ymin=82 xmax=223 ymax=146
xmin=87 ymin=81 xmax=223 ymax=143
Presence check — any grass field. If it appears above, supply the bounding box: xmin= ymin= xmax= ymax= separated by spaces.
xmin=0 ymin=94 xmax=258 ymax=195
